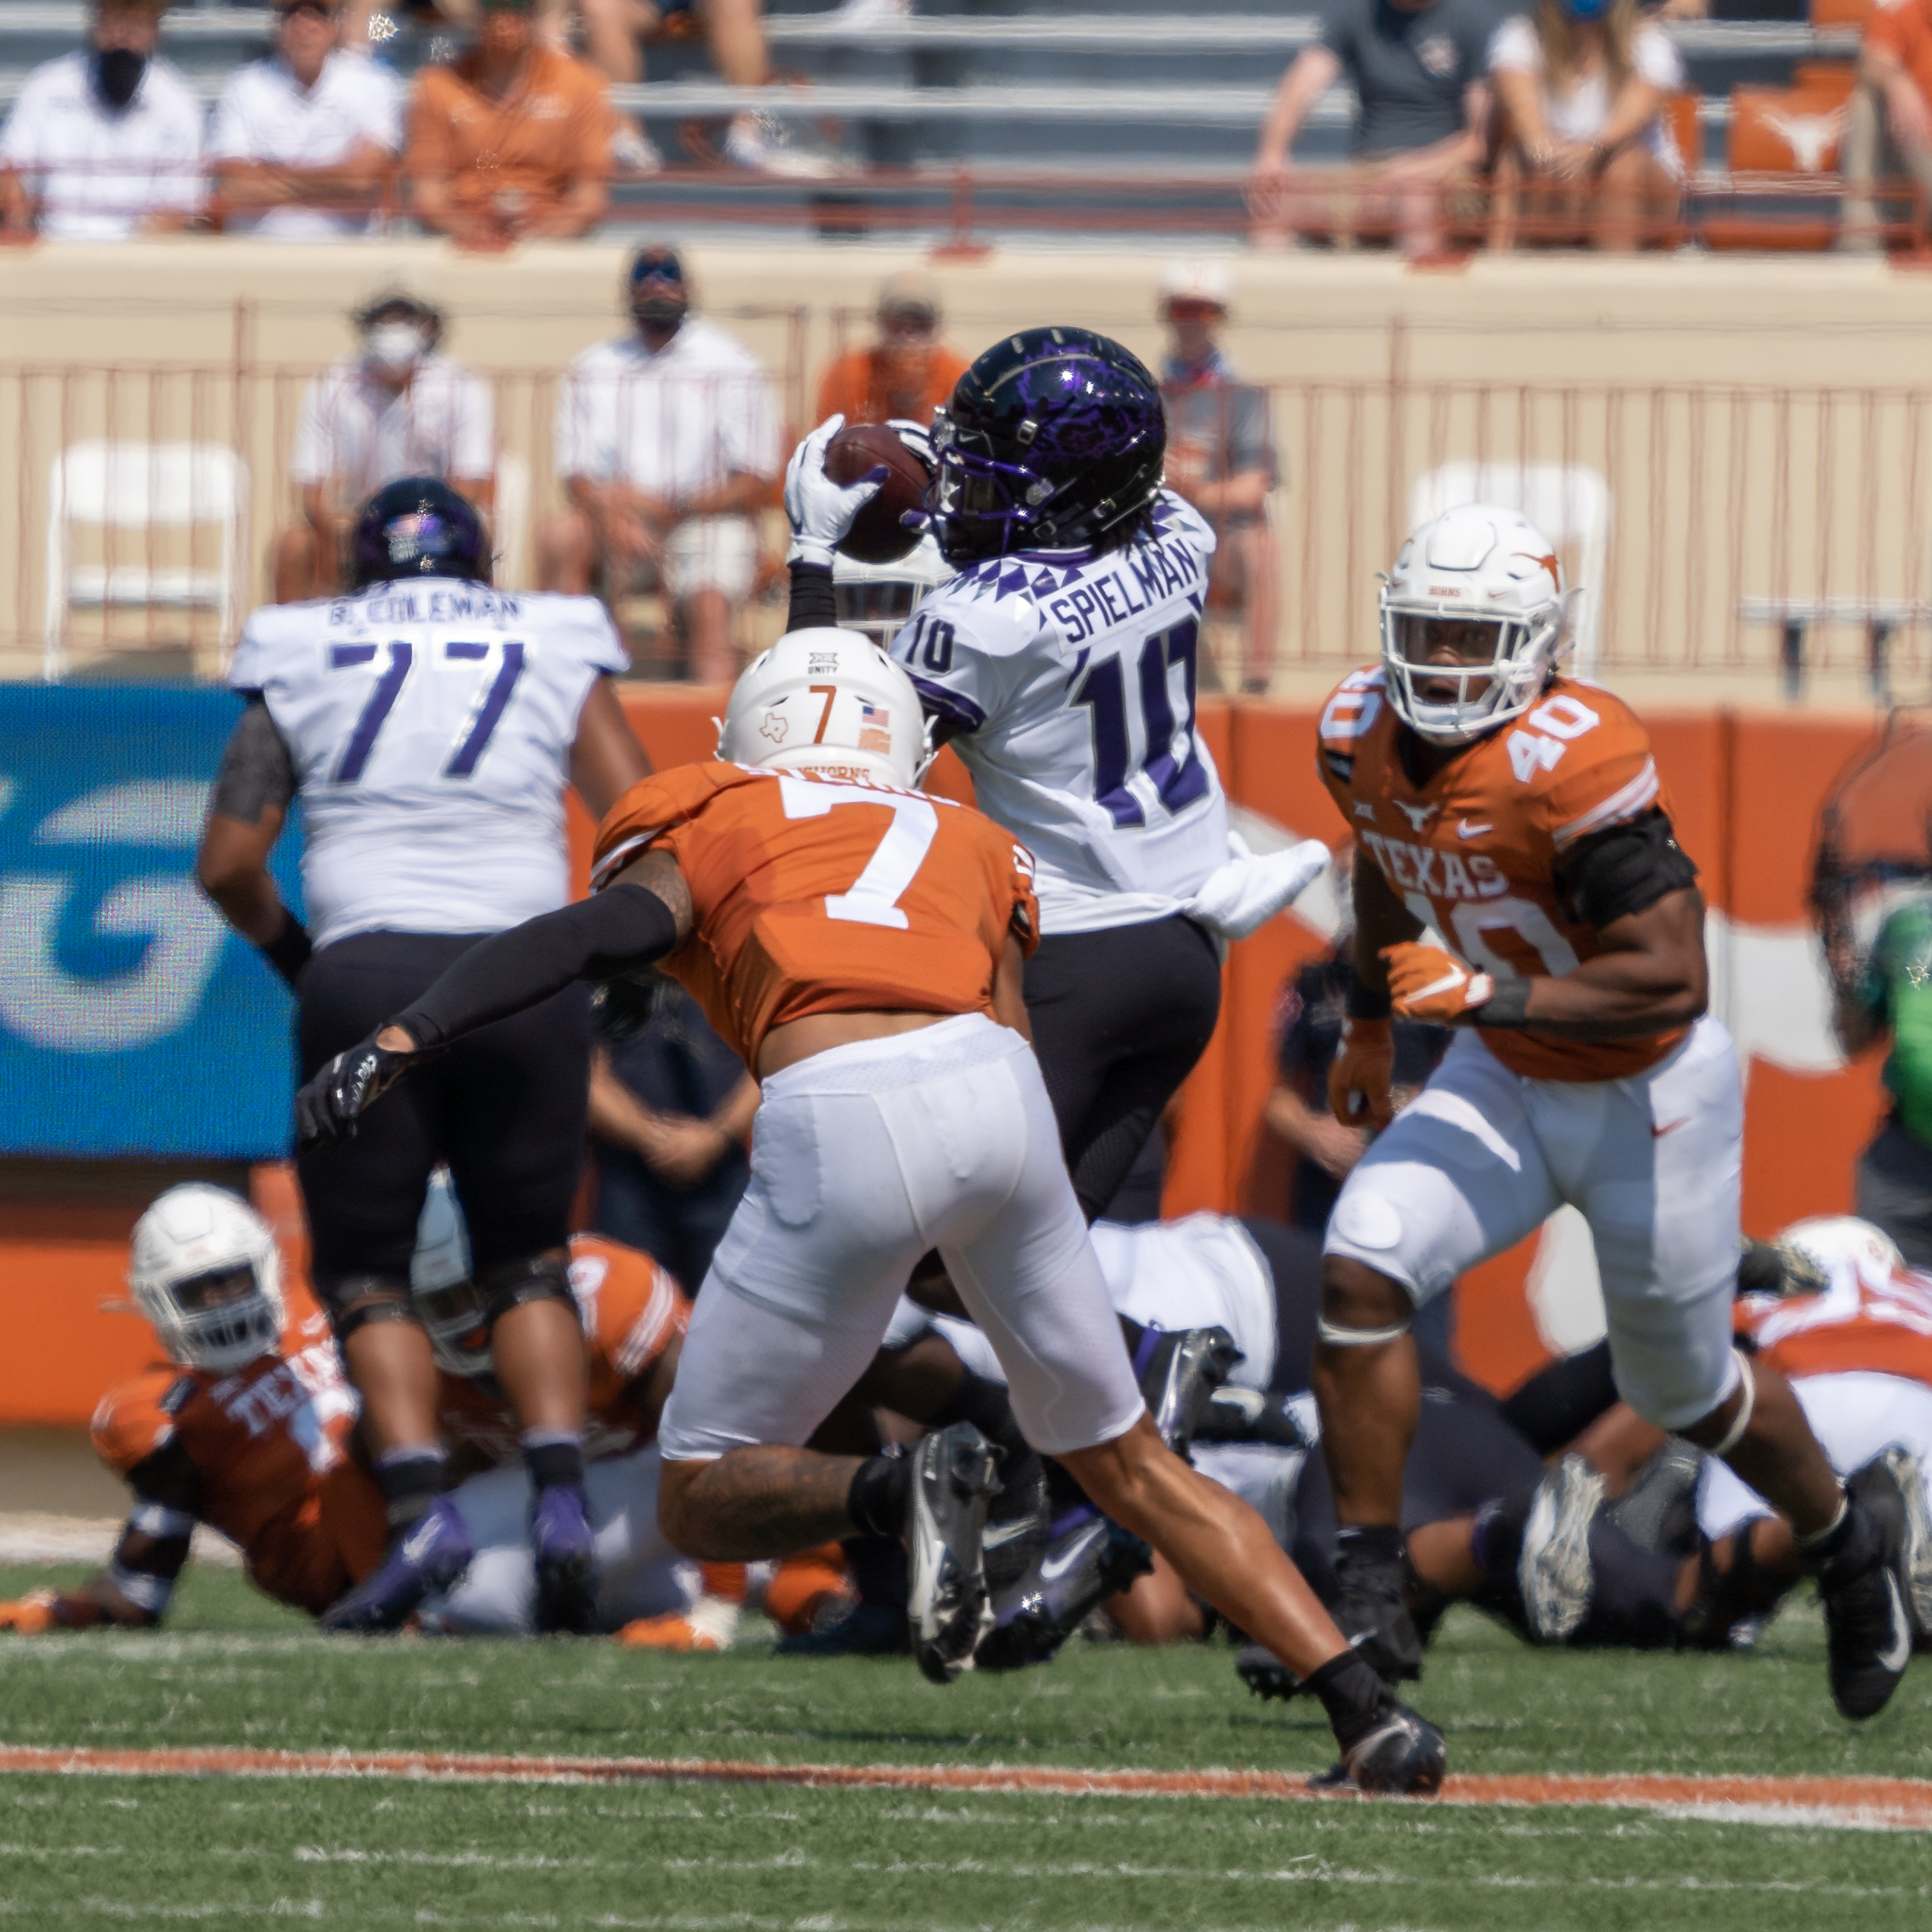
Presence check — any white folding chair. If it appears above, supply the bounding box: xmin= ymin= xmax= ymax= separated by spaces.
xmin=490 ymin=450 xmax=530 ymax=591
xmin=1407 ymin=462 xmax=1613 ymax=677
xmin=43 ymin=441 xmax=249 ymax=680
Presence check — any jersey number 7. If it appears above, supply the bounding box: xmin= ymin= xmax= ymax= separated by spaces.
xmin=779 ymin=776 xmax=937 ymax=931
xmin=328 ymin=640 xmax=526 ymax=784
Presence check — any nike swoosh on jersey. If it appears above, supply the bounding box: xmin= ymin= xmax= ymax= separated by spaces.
xmin=1456 ymin=819 xmax=1493 ymax=839
xmin=1880 ymin=1574 xmax=1912 ymax=1674
xmin=1650 ymin=1120 xmax=1689 ymax=1138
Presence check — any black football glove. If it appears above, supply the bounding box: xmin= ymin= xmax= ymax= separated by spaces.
xmin=294 ymin=1032 xmax=419 ymax=1147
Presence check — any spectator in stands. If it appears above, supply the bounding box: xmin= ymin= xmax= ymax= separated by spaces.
xmin=1155 ymin=259 xmax=1279 ymax=696
xmin=0 ymin=0 xmax=204 ymax=243
xmin=813 ymin=272 xmax=969 ymax=431
xmin=211 ymin=0 xmax=403 ymax=240
xmin=1248 ymin=0 xmax=1499 ymax=255
xmin=588 ymin=988 xmax=757 ymax=1294
xmin=407 ymin=0 xmax=611 ymax=245
xmin=1843 ymin=0 xmax=1932 ymax=250
xmin=541 ymin=246 xmax=782 ymax=683
xmin=1487 ymin=0 xmax=1683 ymax=251
xmin=274 ymin=289 xmax=496 ymax=601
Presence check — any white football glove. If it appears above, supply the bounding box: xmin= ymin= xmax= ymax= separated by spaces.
xmin=1180 ymin=833 xmax=1332 ymax=941
xmin=784 ymin=414 xmax=884 ymax=569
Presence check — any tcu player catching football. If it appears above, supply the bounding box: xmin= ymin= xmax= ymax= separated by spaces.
xmin=295 ymin=627 xmax=1445 ymax=1794
xmin=196 ymin=477 xmax=652 ymax=1635
xmin=1308 ymin=502 xmax=1918 ymax=1721
xmin=783 ymin=329 xmax=1329 ymax=1220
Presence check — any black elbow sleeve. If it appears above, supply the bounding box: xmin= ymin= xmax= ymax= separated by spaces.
xmin=1557 ymin=811 xmax=1699 ymax=931
xmin=787 ymin=560 xmax=839 ymax=632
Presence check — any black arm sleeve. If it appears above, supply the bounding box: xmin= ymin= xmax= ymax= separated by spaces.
xmin=1556 ymin=810 xmax=1699 ymax=931
xmin=395 ymin=883 xmax=680 ymax=1052
xmin=1496 ymin=1337 xmax=1619 ymax=1455
xmin=211 ymin=699 xmax=297 ymax=826
xmin=786 ymin=560 xmax=839 ymax=632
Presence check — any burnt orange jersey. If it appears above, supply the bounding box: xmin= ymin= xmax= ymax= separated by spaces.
xmin=436 ymin=1233 xmax=688 ymax=1466
xmin=90 ymin=1313 xmax=385 ymax=1616
xmin=1737 ymin=1261 xmax=1932 ymax=1388
xmin=1318 ymin=668 xmax=1689 ymax=1082
xmin=592 ymin=762 xmax=1040 ymax=1066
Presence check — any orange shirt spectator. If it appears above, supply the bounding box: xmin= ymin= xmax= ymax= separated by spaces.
xmin=814 ymin=271 xmax=969 ymax=430
xmin=1867 ymin=0 xmax=1932 ymax=110
xmin=408 ymin=0 xmax=611 ymax=246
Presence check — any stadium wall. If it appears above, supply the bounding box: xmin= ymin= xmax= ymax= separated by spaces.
xmin=0 ymin=687 xmax=1888 ymax=1423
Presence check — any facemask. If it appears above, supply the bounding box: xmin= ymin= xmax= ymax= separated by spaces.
xmin=632 ymin=295 xmax=689 ymax=333
xmin=365 ymin=322 xmax=430 ymax=371
xmin=93 ymin=46 xmax=147 ymax=111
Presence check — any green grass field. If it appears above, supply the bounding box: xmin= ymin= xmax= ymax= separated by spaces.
xmin=0 ymin=1562 xmax=1927 ymax=1930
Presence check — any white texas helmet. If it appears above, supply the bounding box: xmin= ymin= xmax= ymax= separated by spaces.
xmin=411 ymin=1167 xmax=490 ymax=1378
xmin=1775 ymin=1215 xmax=1906 ymax=1280
xmin=1380 ymin=502 xmax=1577 ymax=745
xmin=128 ymin=1184 xmax=286 ymax=1373
xmin=717 ymin=627 xmax=933 ymax=790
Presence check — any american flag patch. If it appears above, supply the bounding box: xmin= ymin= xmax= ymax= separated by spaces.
xmin=860 ymin=701 xmax=888 ymax=725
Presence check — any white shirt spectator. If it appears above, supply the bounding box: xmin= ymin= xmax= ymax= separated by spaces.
xmin=211 ymin=48 xmax=403 ymax=241
xmin=290 ymin=354 xmax=496 ymax=503
xmin=0 ymin=51 xmax=203 ymax=241
xmin=555 ymin=318 xmax=782 ymax=502
xmin=1488 ymin=16 xmax=1686 ymax=176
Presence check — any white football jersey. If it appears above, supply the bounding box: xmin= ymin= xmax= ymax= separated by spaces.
xmin=229 ymin=579 xmax=627 ymax=947
xmin=890 ymin=490 xmax=1230 ymax=934
xmin=884 ymin=1211 xmax=1277 ymax=1393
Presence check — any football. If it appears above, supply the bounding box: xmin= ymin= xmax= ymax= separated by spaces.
xmin=824 ymin=421 xmax=930 ymax=565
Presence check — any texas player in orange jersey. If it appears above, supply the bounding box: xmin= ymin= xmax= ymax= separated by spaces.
xmin=296 ymin=626 xmax=1445 ymax=1794
xmin=1307 ymin=502 xmax=1915 ymax=1726
xmin=0 ymin=1186 xmax=386 ymax=1633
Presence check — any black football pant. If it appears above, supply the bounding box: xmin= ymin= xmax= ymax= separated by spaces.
xmin=296 ymin=930 xmax=591 ymax=1299
xmin=1023 ymin=914 xmax=1223 ymax=1221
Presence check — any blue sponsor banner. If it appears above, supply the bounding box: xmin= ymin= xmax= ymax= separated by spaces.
xmin=0 ymin=685 xmax=302 ymax=1159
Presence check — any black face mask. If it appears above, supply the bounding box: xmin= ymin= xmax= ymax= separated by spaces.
xmin=632 ymin=296 xmax=689 ymax=334
xmin=93 ymin=46 xmax=148 ymax=111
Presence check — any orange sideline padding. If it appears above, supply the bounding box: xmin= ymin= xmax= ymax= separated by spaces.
xmin=0 ymin=695 xmax=1896 ymax=1423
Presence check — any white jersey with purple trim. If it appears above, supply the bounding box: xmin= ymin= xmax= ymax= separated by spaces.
xmin=889 ymin=490 xmax=1230 ymax=934
xmin=229 ymin=579 xmax=627 ymax=947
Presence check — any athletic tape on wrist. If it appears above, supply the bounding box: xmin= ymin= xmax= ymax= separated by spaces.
xmin=1708 ymin=1350 xmax=1756 ymax=1458
xmin=1317 ymin=1316 xmax=1413 ymax=1347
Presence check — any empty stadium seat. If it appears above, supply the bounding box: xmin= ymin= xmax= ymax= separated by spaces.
xmin=1704 ymin=84 xmax=1848 ymax=249
xmin=1809 ymin=0 xmax=1875 ymax=26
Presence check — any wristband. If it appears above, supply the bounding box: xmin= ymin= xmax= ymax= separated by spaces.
xmin=1344 ymin=972 xmax=1394 ymax=1022
xmin=259 ymin=912 xmax=313 ymax=990
xmin=1475 ymin=978 xmax=1532 ymax=1029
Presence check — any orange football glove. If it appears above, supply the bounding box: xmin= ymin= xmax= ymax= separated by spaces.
xmin=1382 ymin=942 xmax=1496 ymax=1023
xmin=1328 ymin=1016 xmax=1395 ymax=1130
xmin=0 ymin=1591 xmax=60 ymax=1635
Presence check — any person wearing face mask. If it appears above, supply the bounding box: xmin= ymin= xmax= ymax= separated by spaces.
xmin=408 ymin=0 xmax=613 ymax=246
xmin=540 ymin=246 xmax=782 ymax=684
xmin=273 ymin=290 xmax=496 ymax=602
xmin=211 ymin=0 xmax=404 ymax=242
xmin=0 ymin=0 xmax=205 ymax=242
xmin=812 ymin=273 xmax=969 ymax=433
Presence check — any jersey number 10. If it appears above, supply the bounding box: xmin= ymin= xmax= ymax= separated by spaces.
xmin=1070 ymin=620 xmax=1209 ymax=829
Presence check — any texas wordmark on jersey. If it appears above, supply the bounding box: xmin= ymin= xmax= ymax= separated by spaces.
xmin=229 ymin=580 xmax=629 ymax=947
xmin=1318 ymin=665 xmax=1683 ymax=1083
xmin=891 ymin=490 xmax=1230 ymax=934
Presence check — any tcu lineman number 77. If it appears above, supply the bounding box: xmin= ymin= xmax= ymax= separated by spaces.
xmin=326 ymin=639 xmax=528 ymax=784
xmin=779 ymin=776 xmax=937 ymax=931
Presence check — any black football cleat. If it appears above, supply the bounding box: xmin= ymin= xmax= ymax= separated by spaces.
xmin=322 ymin=1496 xmax=472 ymax=1635
xmin=1133 ymin=1325 xmax=1243 ymax=1458
xmin=906 ymin=1422 xmax=1002 ymax=1685
xmin=1235 ymin=1639 xmax=1298 ymax=1701
xmin=1328 ymin=1543 xmax=1423 ymax=1683
xmin=1309 ymin=1702 xmax=1447 ymax=1797
xmin=1607 ymin=1438 xmax=1703 ymax=1556
xmin=777 ymin=1599 xmax=911 ymax=1658
xmin=1810 ymin=1460 xmax=1914 ymax=1720
xmin=1518 ymin=1454 xmax=1605 ymax=1645
xmin=975 ymin=1508 xmax=1153 ymax=1672
xmin=531 ymin=1484 xmax=598 ymax=1635
xmin=1878 ymin=1445 xmax=1932 ymax=1642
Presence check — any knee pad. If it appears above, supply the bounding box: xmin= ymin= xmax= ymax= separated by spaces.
xmin=316 ymin=1274 xmax=418 ymax=1346
xmin=477 ymin=1251 xmax=576 ymax=1331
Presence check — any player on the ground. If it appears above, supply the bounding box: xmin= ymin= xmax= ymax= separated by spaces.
xmin=781 ymin=332 xmax=1329 ymax=1219
xmin=1306 ymin=500 xmax=1917 ymax=1721
xmin=293 ymin=627 xmax=1445 ymax=1794
xmin=195 ymin=477 xmax=653 ymax=1636
xmin=0 ymin=1185 xmax=387 ymax=1632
